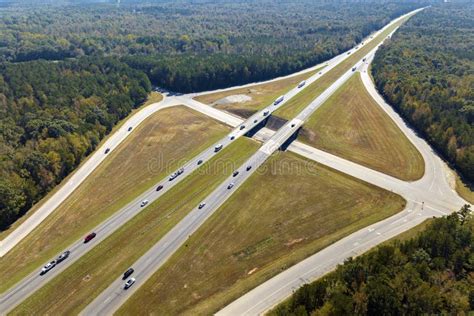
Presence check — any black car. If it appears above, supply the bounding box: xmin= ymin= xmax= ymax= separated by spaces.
xmin=104 ymin=148 xmax=110 ymax=154
xmin=230 ymin=136 xmax=235 ymax=140
xmin=197 ymin=159 xmax=203 ymax=165
xmin=246 ymin=165 xmax=252 ymax=171
xmin=239 ymin=125 xmax=245 ymax=130
xmin=128 ymin=127 xmax=133 ymax=132
xmin=156 ymin=185 xmax=163 ymax=191
xmin=56 ymin=250 xmax=70 ymax=263
xmin=123 ymin=268 xmax=134 ymax=280
xmin=232 ymin=171 xmax=239 ymax=177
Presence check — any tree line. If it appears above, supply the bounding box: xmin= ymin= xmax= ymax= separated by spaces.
xmin=372 ymin=4 xmax=474 ymax=183
xmin=0 ymin=0 xmax=427 ymax=228
xmin=0 ymin=57 xmax=150 ymax=229
xmin=271 ymin=205 xmax=473 ymax=315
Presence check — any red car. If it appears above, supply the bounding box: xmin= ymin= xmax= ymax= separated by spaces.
xmin=84 ymin=232 xmax=96 ymax=243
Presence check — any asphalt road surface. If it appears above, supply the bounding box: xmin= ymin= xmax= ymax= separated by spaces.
xmin=80 ymin=16 xmax=405 ymax=314
xmin=0 ymin=18 xmax=373 ymax=312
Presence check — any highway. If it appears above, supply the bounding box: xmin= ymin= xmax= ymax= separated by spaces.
xmin=0 ymin=17 xmax=373 ymax=311
xmin=1 ymin=7 xmax=447 ymax=315
xmin=0 ymin=8 xmax=379 ymax=257
xmin=217 ymin=43 xmax=468 ymax=316
xmin=80 ymin=17 xmax=403 ymax=315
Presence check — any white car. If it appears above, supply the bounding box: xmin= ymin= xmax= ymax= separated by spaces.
xmin=124 ymin=278 xmax=136 ymax=290
xmin=40 ymin=260 xmax=56 ymax=275
xmin=140 ymin=200 xmax=149 ymax=207
xmin=227 ymin=183 xmax=235 ymax=190
xmin=198 ymin=202 xmax=206 ymax=209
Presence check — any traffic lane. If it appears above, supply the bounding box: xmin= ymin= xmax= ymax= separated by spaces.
xmin=0 ymin=129 xmax=238 ymax=313
xmin=217 ymin=202 xmax=441 ymax=316
xmin=82 ymin=151 xmax=270 ymax=315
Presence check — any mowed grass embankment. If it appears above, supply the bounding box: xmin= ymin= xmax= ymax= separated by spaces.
xmin=194 ymin=69 xmax=320 ymax=117
xmin=12 ymin=137 xmax=261 ymax=315
xmin=0 ymin=92 xmax=164 ymax=241
xmin=300 ymin=73 xmax=424 ymax=181
xmin=117 ymin=151 xmax=406 ymax=315
xmin=455 ymin=175 xmax=474 ymax=204
xmin=273 ymin=13 xmax=414 ymax=120
xmin=0 ymin=105 xmax=229 ymax=294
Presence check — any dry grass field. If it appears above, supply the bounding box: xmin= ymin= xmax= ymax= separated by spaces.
xmin=118 ymin=152 xmax=405 ymax=315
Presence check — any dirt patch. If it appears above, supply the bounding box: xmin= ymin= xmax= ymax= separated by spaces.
xmin=225 ymin=108 xmax=256 ymax=119
xmin=247 ymin=268 xmax=258 ymax=275
xmin=285 ymin=238 xmax=304 ymax=247
xmin=214 ymin=94 xmax=252 ymax=105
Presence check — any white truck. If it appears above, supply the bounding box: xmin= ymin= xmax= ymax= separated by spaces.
xmin=274 ymin=95 xmax=284 ymax=105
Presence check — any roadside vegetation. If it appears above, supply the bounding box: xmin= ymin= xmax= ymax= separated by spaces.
xmin=272 ymin=12 xmax=414 ymax=120
xmin=372 ymin=4 xmax=474 ymax=185
xmin=271 ymin=205 xmax=473 ymax=315
xmin=0 ymin=106 xmax=229 ymax=294
xmin=0 ymin=0 xmax=424 ymax=230
xmin=0 ymin=1 xmax=422 ymax=92
xmin=194 ymin=69 xmax=320 ymax=117
xmin=301 ymin=73 xmax=424 ymax=181
xmin=117 ymin=152 xmax=405 ymax=315
xmin=12 ymin=137 xmax=260 ymax=315
xmin=0 ymin=58 xmax=151 ymax=230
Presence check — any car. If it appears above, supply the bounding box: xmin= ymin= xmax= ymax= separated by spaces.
xmin=319 ymin=71 xmax=322 ymax=75
xmin=197 ymin=159 xmax=203 ymax=165
xmin=56 ymin=250 xmax=70 ymax=263
xmin=198 ymin=202 xmax=206 ymax=209
xmin=122 ymin=268 xmax=134 ymax=280
xmin=355 ymin=46 xmax=359 ymax=49
xmin=140 ymin=200 xmax=149 ymax=207
xmin=361 ymin=42 xmax=365 ymax=45
xmin=40 ymin=260 xmax=56 ymax=275
xmin=214 ymin=144 xmax=223 ymax=152
xmin=291 ymin=124 xmax=296 ymax=128
xmin=230 ymin=136 xmax=235 ymax=140
xmin=297 ymin=81 xmax=306 ymax=88
xmin=84 ymin=232 xmax=96 ymax=243
xmin=124 ymin=278 xmax=136 ymax=290
xmin=177 ymin=167 xmax=184 ymax=175
xmin=254 ymin=119 xmax=258 ymax=123
xmin=104 ymin=148 xmax=110 ymax=154
xmin=246 ymin=165 xmax=252 ymax=171
xmin=263 ymin=110 xmax=270 ymax=116
xmin=363 ymin=58 xmax=366 ymax=62
xmin=347 ymin=52 xmax=351 ymax=55
xmin=227 ymin=183 xmax=234 ymax=190
xmin=156 ymin=185 xmax=163 ymax=191
xmin=127 ymin=127 xmax=132 ymax=132
xmin=169 ymin=173 xmax=177 ymax=181
xmin=352 ymin=67 xmax=357 ymax=72
xmin=232 ymin=171 xmax=239 ymax=177
xmin=239 ymin=125 xmax=245 ymax=130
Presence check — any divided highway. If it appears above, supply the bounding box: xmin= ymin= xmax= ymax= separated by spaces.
xmin=0 ymin=18 xmax=373 ymax=312
xmin=0 ymin=7 xmax=435 ymax=315
xmin=81 ymin=20 xmax=401 ymax=315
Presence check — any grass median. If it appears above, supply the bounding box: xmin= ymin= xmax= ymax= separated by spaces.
xmin=117 ymin=151 xmax=406 ymax=315
xmin=273 ymin=13 xmax=414 ymax=120
xmin=194 ymin=69 xmax=320 ymax=117
xmin=12 ymin=137 xmax=261 ymax=315
xmin=0 ymin=105 xmax=229 ymax=294
xmin=300 ymin=73 xmax=424 ymax=181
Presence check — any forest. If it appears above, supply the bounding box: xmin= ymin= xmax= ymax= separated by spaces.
xmin=271 ymin=205 xmax=474 ymax=315
xmin=372 ymin=4 xmax=474 ymax=183
xmin=0 ymin=0 xmax=426 ymax=229
xmin=0 ymin=0 xmax=424 ymax=91
xmin=0 ymin=57 xmax=150 ymax=229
